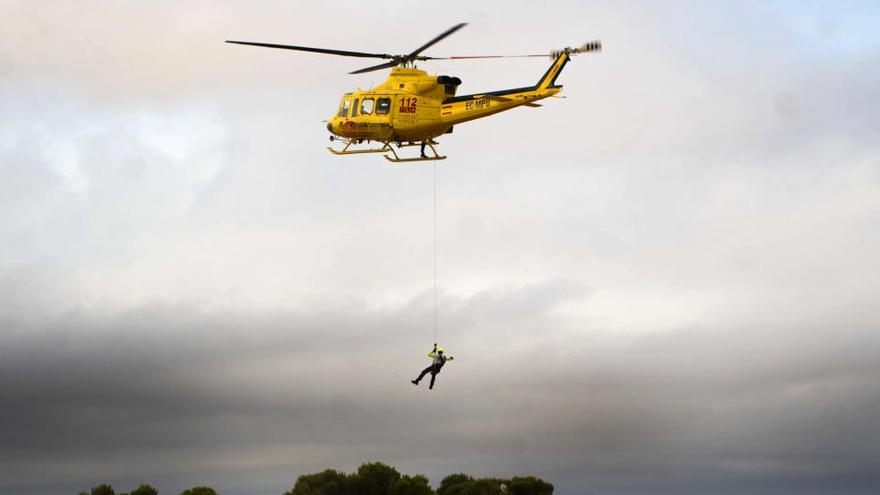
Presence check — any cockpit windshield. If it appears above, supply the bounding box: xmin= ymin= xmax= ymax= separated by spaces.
xmin=338 ymin=97 xmax=352 ymax=118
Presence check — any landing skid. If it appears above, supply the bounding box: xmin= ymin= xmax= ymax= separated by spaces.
xmin=384 ymin=140 xmax=446 ymax=163
xmin=327 ymin=138 xmax=446 ymax=163
xmin=327 ymin=138 xmax=393 ymax=155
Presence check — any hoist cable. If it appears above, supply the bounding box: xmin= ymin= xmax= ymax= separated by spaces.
xmin=433 ymin=161 xmax=437 ymax=343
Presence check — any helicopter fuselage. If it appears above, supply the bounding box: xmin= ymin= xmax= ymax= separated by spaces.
xmin=327 ymin=52 xmax=569 ymax=143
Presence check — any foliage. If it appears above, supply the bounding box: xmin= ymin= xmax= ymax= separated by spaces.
xmin=285 ymin=468 xmax=353 ymax=495
xmin=454 ymin=478 xmax=507 ymax=495
xmin=354 ymin=462 xmax=401 ymax=495
xmin=388 ymin=474 xmax=432 ymax=495
xmin=179 ymin=487 xmax=218 ymax=495
xmin=440 ymin=475 xmax=553 ymax=495
xmin=508 ymin=476 xmax=553 ymax=495
xmin=77 ymin=463 xmax=554 ymax=495
xmin=90 ymin=484 xmax=115 ymax=495
xmin=438 ymin=474 xmax=474 ymax=495
xmin=129 ymin=484 xmax=159 ymax=495
xmin=78 ymin=483 xmax=157 ymax=495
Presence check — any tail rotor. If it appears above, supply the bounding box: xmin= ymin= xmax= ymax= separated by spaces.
xmin=550 ymin=40 xmax=602 ymax=59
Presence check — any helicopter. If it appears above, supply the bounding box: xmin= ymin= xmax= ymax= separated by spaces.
xmin=227 ymin=23 xmax=601 ymax=162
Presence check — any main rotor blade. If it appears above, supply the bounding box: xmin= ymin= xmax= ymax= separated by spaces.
xmin=432 ymin=42 xmax=603 ymax=60
xmin=407 ymin=23 xmax=467 ymax=60
xmin=430 ymin=54 xmax=547 ymax=60
xmin=349 ymin=60 xmax=400 ymax=75
xmin=226 ymin=40 xmax=393 ymax=59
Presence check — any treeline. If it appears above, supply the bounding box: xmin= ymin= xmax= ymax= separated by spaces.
xmin=78 ymin=485 xmax=215 ymax=495
xmin=77 ymin=461 xmax=553 ymax=495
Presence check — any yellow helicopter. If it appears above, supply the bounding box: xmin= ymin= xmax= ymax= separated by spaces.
xmin=227 ymin=23 xmax=600 ymax=162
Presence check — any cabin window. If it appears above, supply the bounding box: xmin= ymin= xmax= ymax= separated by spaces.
xmin=351 ymin=98 xmax=359 ymax=117
xmin=337 ymin=97 xmax=351 ymax=118
xmin=376 ymin=97 xmax=391 ymax=115
xmin=361 ymin=98 xmax=374 ymax=115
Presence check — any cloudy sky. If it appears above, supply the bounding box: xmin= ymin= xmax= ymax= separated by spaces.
xmin=2 ymin=1 xmax=880 ymax=494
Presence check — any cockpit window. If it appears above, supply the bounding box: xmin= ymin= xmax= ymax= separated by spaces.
xmin=338 ymin=97 xmax=351 ymax=118
xmin=376 ymin=97 xmax=391 ymax=115
xmin=351 ymin=98 xmax=359 ymax=117
xmin=361 ymin=98 xmax=374 ymax=115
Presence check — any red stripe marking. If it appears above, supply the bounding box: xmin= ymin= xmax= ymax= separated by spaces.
xmin=441 ymin=112 xmax=452 ymax=115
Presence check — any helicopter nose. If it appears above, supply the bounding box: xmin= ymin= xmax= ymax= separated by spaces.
xmin=326 ymin=122 xmax=333 ymax=133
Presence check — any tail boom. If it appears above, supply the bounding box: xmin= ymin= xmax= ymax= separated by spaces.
xmin=438 ymin=52 xmax=570 ymax=127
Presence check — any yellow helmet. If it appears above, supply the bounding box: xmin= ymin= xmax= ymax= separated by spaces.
xmin=437 ymin=347 xmax=445 ymax=353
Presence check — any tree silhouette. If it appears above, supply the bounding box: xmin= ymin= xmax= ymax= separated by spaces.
xmin=438 ymin=474 xmax=474 ymax=495
xmin=77 ymin=462 xmax=554 ymax=495
xmin=388 ymin=474 xmax=432 ymax=495
xmin=90 ymin=484 xmax=115 ymax=495
xmin=354 ymin=462 xmax=401 ymax=495
xmin=285 ymin=468 xmax=353 ymax=495
xmin=179 ymin=487 xmax=218 ymax=495
xmin=509 ymin=476 xmax=553 ymax=495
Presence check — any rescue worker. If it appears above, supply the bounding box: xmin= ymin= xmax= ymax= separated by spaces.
xmin=412 ymin=343 xmax=454 ymax=390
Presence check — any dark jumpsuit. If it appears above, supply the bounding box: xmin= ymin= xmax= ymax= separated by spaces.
xmin=413 ymin=351 xmax=450 ymax=389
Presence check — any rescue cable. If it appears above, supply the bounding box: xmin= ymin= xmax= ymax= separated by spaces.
xmin=433 ymin=161 xmax=438 ymax=343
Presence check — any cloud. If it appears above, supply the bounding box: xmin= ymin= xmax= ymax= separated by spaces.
xmin=1 ymin=281 xmax=878 ymax=494
xmin=2 ymin=1 xmax=880 ymax=494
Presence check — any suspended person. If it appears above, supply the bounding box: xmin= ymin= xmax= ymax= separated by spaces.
xmin=412 ymin=343 xmax=454 ymax=390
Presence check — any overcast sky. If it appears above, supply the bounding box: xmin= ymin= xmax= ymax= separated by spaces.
xmin=2 ymin=1 xmax=880 ymax=494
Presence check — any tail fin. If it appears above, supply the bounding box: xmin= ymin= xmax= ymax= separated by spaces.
xmin=536 ymin=53 xmax=570 ymax=90
xmin=536 ymin=40 xmax=602 ymax=90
